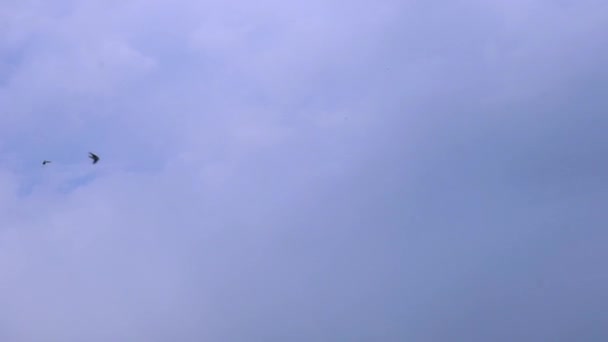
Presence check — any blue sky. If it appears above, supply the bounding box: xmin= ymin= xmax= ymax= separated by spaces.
xmin=1 ymin=0 xmax=608 ymax=341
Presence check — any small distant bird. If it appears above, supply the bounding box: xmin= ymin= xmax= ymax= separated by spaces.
xmin=89 ymin=152 xmax=100 ymax=164
xmin=42 ymin=160 xmax=51 ymax=165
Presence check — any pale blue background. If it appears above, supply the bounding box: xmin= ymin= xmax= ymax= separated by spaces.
xmin=1 ymin=0 xmax=608 ymax=341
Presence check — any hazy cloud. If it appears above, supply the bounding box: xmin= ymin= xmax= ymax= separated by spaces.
xmin=1 ymin=0 xmax=608 ymax=341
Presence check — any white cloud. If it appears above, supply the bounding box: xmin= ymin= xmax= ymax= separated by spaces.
xmin=1 ymin=0 xmax=608 ymax=340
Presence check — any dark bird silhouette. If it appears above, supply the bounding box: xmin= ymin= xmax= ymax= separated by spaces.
xmin=89 ymin=152 xmax=100 ymax=164
xmin=42 ymin=160 xmax=51 ymax=165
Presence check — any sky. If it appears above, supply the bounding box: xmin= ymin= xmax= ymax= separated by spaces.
xmin=1 ymin=0 xmax=608 ymax=341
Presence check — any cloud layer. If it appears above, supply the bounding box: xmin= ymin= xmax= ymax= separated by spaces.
xmin=1 ymin=0 xmax=608 ymax=341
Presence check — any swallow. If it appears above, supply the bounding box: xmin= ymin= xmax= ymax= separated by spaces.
xmin=89 ymin=152 xmax=100 ymax=164
xmin=42 ymin=160 xmax=51 ymax=165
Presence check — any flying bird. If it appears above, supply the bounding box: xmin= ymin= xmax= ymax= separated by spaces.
xmin=42 ymin=160 xmax=51 ymax=165
xmin=89 ymin=152 xmax=100 ymax=164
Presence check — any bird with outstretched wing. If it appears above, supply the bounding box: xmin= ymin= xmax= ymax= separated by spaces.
xmin=89 ymin=152 xmax=100 ymax=164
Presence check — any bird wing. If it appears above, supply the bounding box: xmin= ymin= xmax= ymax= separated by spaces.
xmin=89 ymin=152 xmax=100 ymax=163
